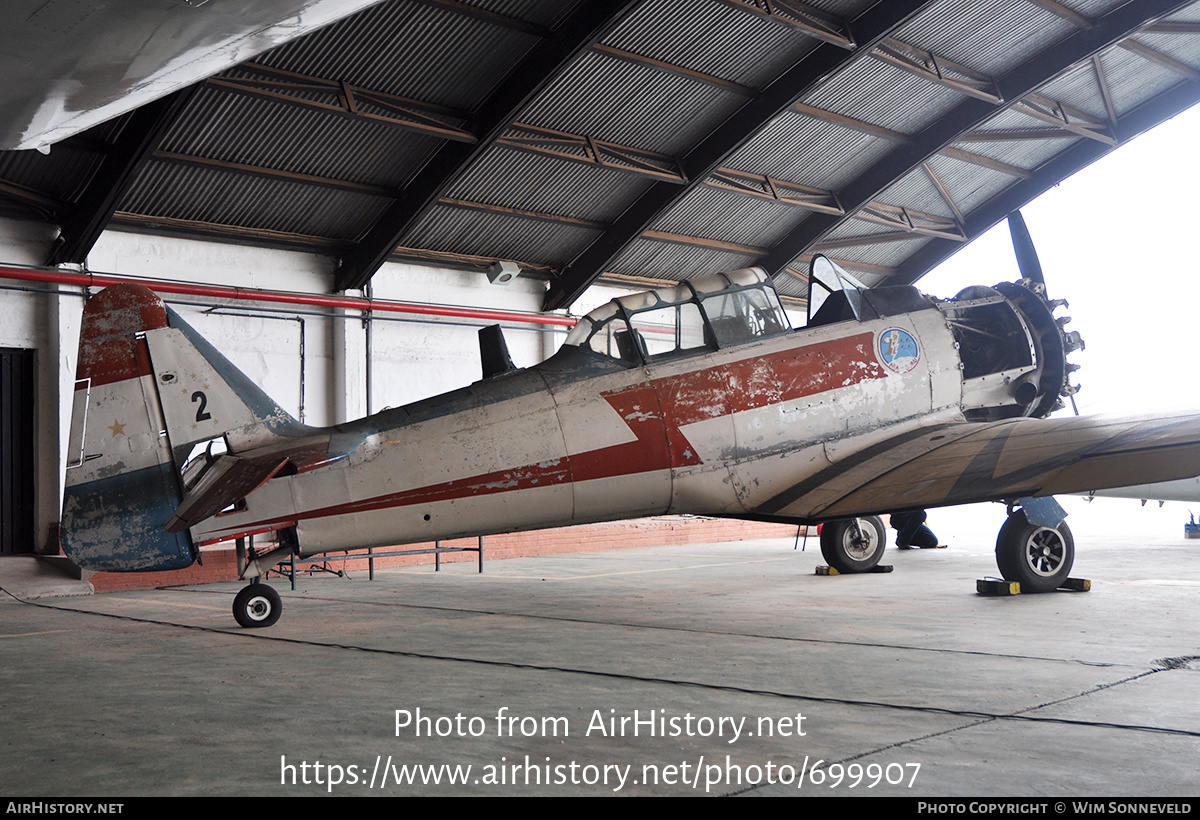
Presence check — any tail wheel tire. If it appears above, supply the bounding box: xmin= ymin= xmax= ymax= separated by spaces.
xmin=820 ymin=516 xmax=886 ymax=573
xmin=995 ymin=511 xmax=1074 ymax=593
xmin=233 ymin=583 xmax=282 ymax=628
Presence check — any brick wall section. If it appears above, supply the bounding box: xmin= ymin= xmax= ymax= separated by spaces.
xmin=87 ymin=517 xmax=802 ymax=592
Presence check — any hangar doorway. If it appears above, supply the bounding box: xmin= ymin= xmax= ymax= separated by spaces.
xmin=0 ymin=348 xmax=35 ymax=554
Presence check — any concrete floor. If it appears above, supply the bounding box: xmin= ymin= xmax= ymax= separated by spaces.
xmin=2 ymin=527 xmax=1199 ymax=797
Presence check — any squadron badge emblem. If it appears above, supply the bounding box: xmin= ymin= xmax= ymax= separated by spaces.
xmin=878 ymin=328 xmax=920 ymax=374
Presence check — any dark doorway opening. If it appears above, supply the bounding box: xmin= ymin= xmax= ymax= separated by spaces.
xmin=1 ymin=348 xmax=35 ymax=554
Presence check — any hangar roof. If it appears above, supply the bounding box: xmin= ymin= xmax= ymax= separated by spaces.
xmin=2 ymin=0 xmax=1199 ymax=310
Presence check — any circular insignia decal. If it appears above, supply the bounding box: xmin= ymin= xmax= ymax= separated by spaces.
xmin=878 ymin=327 xmax=920 ymax=374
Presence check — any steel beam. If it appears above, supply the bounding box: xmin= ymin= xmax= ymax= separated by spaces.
xmin=704 ymin=168 xmax=843 ymax=214
xmin=1022 ymin=0 xmax=1090 ymax=27
xmin=755 ymin=0 xmax=1195 ymax=279
xmin=153 ymin=151 xmax=397 ymax=197
xmin=332 ymin=1 xmax=644 ymax=293
xmin=592 ymin=44 xmax=757 ymax=97
xmin=642 ymin=230 xmax=765 ymax=256
xmin=1120 ymin=39 xmax=1200 ymax=82
xmin=957 ymin=128 xmax=1083 ymax=142
xmin=922 ymin=161 xmax=965 ymax=224
xmin=894 ymin=77 xmax=1200 ymax=284
xmin=411 ymin=0 xmax=552 ymax=38
xmin=543 ymin=0 xmax=935 ymax=311
xmin=853 ymin=203 xmax=966 ymax=241
xmin=939 ymin=147 xmax=1032 ymax=178
xmin=495 ymin=123 xmax=686 ymax=183
xmin=812 ymin=230 xmax=927 ymax=251
xmin=0 ymin=180 xmax=64 ymax=215
xmin=791 ymin=102 xmax=913 ymax=143
xmin=47 ymin=87 xmax=197 ymax=265
xmin=207 ymin=64 xmax=474 ymax=143
xmin=1013 ymin=93 xmax=1116 ymax=143
xmin=437 ymin=197 xmax=608 ymax=230
xmin=110 ymin=211 xmax=351 ymax=256
xmin=714 ymin=0 xmax=855 ymax=48
xmin=872 ymin=38 xmax=1004 ymax=104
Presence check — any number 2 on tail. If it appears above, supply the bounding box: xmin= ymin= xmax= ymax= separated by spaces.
xmin=192 ymin=391 xmax=212 ymax=422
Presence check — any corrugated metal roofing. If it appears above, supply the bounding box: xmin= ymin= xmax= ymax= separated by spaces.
xmin=807 ymin=58 xmax=968 ymax=135
xmin=121 ymin=161 xmax=392 ymax=240
xmin=725 ymin=109 xmax=892 ymax=189
xmin=405 ymin=202 xmax=600 ymax=266
xmin=162 ymin=86 xmax=443 ymax=187
xmin=603 ymin=0 xmax=826 ymax=89
xmin=893 ymin=0 xmax=1073 ymax=75
xmin=518 ymin=49 xmax=746 ymax=156
xmin=3 ymin=0 xmax=1200 ymax=309
xmin=610 ymin=236 xmax=758 ymax=280
xmin=255 ymin=2 xmax=541 ymax=110
xmin=651 ymin=185 xmax=808 ymax=247
xmin=445 ymin=147 xmax=657 ymax=223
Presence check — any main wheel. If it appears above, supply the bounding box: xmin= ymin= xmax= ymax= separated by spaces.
xmin=820 ymin=516 xmax=886 ymax=573
xmin=233 ymin=583 xmax=282 ymax=628
xmin=995 ymin=510 xmax=1074 ymax=593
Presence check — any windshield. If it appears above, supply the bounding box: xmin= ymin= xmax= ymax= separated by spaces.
xmin=807 ymin=255 xmax=869 ymax=326
xmin=564 ymin=267 xmax=791 ymax=363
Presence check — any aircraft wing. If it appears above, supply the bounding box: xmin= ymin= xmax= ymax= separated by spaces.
xmin=758 ymin=411 xmax=1200 ymax=520
xmin=1 ymin=0 xmax=386 ymax=150
xmin=1081 ymin=476 xmax=1200 ymax=504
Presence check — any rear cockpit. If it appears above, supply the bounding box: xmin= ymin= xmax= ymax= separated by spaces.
xmin=564 ymin=267 xmax=791 ymax=365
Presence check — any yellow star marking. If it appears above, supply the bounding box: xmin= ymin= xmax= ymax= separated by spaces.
xmin=108 ymin=420 xmax=127 ymax=437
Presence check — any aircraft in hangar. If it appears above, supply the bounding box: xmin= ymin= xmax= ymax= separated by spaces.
xmin=59 ymin=215 xmax=1200 ymax=626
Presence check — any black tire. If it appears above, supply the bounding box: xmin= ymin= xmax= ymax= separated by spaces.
xmin=820 ymin=516 xmax=886 ymax=573
xmin=995 ymin=510 xmax=1074 ymax=592
xmin=233 ymin=583 xmax=282 ymax=628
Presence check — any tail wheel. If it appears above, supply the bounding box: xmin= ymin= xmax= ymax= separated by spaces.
xmin=820 ymin=516 xmax=886 ymax=573
xmin=233 ymin=583 xmax=282 ymax=628
xmin=995 ymin=510 xmax=1074 ymax=592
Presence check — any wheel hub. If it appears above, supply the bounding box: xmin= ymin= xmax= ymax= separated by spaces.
xmin=844 ymin=521 xmax=879 ymax=560
xmin=1026 ymin=527 xmax=1066 ymax=576
xmin=247 ymin=596 xmax=272 ymax=620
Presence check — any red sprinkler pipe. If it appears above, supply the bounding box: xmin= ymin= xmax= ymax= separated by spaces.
xmin=0 ymin=264 xmax=578 ymax=328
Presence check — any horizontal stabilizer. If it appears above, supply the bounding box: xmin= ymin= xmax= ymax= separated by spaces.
xmin=166 ymin=453 xmax=289 ymax=533
xmin=165 ymin=429 xmax=371 ymax=532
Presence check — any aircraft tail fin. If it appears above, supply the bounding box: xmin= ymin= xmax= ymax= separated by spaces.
xmin=61 ymin=284 xmax=305 ymax=572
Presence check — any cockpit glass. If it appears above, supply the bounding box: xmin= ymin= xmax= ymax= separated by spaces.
xmin=807 ymin=255 xmax=869 ymax=326
xmin=700 ymin=287 xmax=788 ymax=346
xmin=629 ymin=302 xmax=707 ymax=357
xmin=565 ymin=268 xmax=791 ymax=363
xmin=576 ymin=315 xmax=640 ymax=362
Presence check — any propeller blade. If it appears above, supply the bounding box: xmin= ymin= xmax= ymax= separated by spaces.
xmin=1007 ymin=210 xmax=1044 ymax=289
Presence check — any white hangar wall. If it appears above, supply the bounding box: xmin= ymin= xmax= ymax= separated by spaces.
xmin=0 ymin=219 xmax=621 ymax=556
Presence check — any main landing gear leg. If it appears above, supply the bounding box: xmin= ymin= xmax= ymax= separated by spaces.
xmin=994 ymin=502 xmax=1074 ymax=593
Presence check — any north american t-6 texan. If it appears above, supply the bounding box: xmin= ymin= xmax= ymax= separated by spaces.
xmin=60 ymin=215 xmax=1200 ymax=627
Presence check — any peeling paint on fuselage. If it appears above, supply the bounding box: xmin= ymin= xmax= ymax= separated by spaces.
xmin=186 ymin=312 xmax=963 ymax=557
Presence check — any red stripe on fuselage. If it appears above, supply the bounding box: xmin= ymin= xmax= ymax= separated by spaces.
xmin=218 ymin=331 xmax=888 ymax=531
xmin=654 ymin=331 xmax=884 ymax=423
xmin=605 ymin=330 xmax=886 ymax=472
